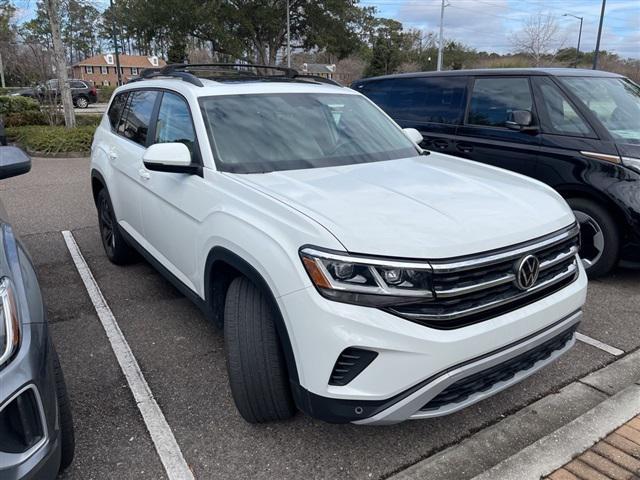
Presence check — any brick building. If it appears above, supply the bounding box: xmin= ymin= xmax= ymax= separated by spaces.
xmin=71 ymin=54 xmax=167 ymax=86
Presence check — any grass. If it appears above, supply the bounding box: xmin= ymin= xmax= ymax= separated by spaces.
xmin=7 ymin=124 xmax=97 ymax=155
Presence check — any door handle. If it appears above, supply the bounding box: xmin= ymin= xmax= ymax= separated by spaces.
xmin=138 ymin=169 xmax=150 ymax=181
xmin=432 ymin=139 xmax=449 ymax=150
xmin=457 ymin=143 xmax=473 ymax=153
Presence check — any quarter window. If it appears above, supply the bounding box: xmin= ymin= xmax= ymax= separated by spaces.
xmin=468 ymin=78 xmax=533 ymax=127
xmin=154 ymin=92 xmax=197 ymax=160
xmin=389 ymin=77 xmax=467 ymax=124
xmin=118 ymin=90 xmax=158 ymax=146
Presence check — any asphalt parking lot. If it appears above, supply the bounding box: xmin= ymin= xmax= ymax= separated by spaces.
xmin=2 ymin=157 xmax=639 ymax=480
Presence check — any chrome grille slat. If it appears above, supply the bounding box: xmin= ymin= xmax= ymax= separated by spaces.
xmin=389 ymin=224 xmax=581 ymax=329
xmin=398 ymin=259 xmax=578 ymax=322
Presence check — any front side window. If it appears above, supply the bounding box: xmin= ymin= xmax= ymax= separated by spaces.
xmin=559 ymin=76 xmax=640 ymax=144
xmin=154 ymin=92 xmax=196 ymax=159
xmin=118 ymin=90 xmax=158 ymax=146
xmin=200 ymin=93 xmax=418 ymax=173
xmin=534 ymin=77 xmax=593 ymax=137
xmin=468 ymin=77 xmax=533 ymax=127
xmin=108 ymin=92 xmax=128 ymax=130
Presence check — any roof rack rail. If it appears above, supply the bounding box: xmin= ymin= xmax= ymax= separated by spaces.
xmin=130 ymin=63 xmax=343 ymax=87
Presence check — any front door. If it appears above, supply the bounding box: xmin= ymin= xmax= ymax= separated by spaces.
xmin=454 ymin=76 xmax=540 ymax=177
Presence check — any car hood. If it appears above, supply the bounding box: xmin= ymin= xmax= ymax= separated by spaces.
xmin=235 ymin=154 xmax=575 ymax=259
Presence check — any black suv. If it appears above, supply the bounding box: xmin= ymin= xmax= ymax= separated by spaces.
xmin=16 ymin=79 xmax=97 ymax=109
xmin=352 ymin=69 xmax=640 ymax=276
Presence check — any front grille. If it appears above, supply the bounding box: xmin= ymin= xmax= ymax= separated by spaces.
xmin=388 ymin=224 xmax=580 ymax=329
xmin=329 ymin=347 xmax=378 ymax=386
xmin=421 ymin=324 xmax=578 ymax=411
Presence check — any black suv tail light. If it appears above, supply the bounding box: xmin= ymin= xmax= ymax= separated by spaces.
xmin=329 ymin=347 xmax=378 ymax=386
xmin=0 ymin=387 xmax=44 ymax=453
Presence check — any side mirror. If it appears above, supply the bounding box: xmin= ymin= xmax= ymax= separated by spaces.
xmin=403 ymin=128 xmax=424 ymax=145
xmin=142 ymin=143 xmax=198 ymax=174
xmin=0 ymin=147 xmax=31 ymax=180
xmin=505 ymin=110 xmax=537 ymax=132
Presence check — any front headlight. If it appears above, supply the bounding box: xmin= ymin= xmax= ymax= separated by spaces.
xmin=300 ymin=247 xmax=433 ymax=307
xmin=622 ymin=157 xmax=640 ymax=174
xmin=0 ymin=277 xmax=20 ymax=368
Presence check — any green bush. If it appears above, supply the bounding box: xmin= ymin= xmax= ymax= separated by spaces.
xmin=98 ymin=86 xmax=116 ymax=103
xmin=7 ymin=125 xmax=96 ymax=155
xmin=75 ymin=114 xmax=102 ymax=127
xmin=5 ymin=111 xmax=49 ymax=127
xmin=0 ymin=95 xmax=40 ymax=115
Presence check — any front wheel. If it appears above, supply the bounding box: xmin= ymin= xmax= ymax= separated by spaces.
xmin=224 ymin=276 xmax=295 ymax=423
xmin=567 ymin=197 xmax=620 ymax=277
xmin=75 ymin=96 xmax=89 ymax=109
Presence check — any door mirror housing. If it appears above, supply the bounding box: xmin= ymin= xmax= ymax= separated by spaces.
xmin=505 ymin=110 xmax=537 ymax=132
xmin=0 ymin=147 xmax=31 ymax=180
xmin=403 ymin=128 xmax=424 ymax=145
xmin=143 ymin=143 xmax=199 ymax=174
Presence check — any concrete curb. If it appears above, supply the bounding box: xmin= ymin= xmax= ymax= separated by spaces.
xmin=470 ymin=383 xmax=640 ymax=480
xmin=391 ymin=348 xmax=640 ymax=480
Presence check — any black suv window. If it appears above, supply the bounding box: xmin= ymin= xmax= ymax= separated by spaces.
xmin=119 ymin=90 xmax=158 ymax=146
xmin=468 ymin=77 xmax=533 ymax=127
xmin=391 ymin=76 xmax=467 ymax=124
xmin=71 ymin=81 xmax=86 ymax=89
xmin=533 ymin=77 xmax=594 ymax=137
xmin=108 ymin=92 xmax=128 ymax=130
xmin=355 ymin=79 xmax=396 ymax=114
xmin=154 ymin=92 xmax=197 ymax=160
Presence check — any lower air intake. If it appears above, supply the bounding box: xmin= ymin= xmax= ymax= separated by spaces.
xmin=329 ymin=347 xmax=378 ymax=386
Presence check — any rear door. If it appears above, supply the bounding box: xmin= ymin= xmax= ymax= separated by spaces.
xmin=455 ymin=76 xmax=540 ymax=177
xmin=109 ymin=89 xmax=159 ymax=241
xmin=355 ymin=76 xmax=467 ymax=155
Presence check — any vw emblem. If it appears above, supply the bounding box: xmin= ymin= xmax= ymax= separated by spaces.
xmin=515 ymin=255 xmax=540 ymax=290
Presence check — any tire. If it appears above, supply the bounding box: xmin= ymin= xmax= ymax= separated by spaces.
xmin=567 ymin=197 xmax=620 ymax=277
xmin=75 ymin=96 xmax=89 ymax=109
xmin=96 ymin=188 xmax=136 ymax=265
xmin=51 ymin=344 xmax=75 ymax=471
xmin=224 ymin=276 xmax=295 ymax=423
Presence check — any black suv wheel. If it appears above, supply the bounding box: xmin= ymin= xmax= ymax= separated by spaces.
xmin=223 ymin=276 xmax=295 ymax=423
xmin=568 ymin=197 xmax=620 ymax=277
xmin=74 ymin=96 xmax=89 ymax=109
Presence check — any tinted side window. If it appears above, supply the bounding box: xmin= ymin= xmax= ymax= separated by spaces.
xmin=390 ymin=77 xmax=467 ymax=124
xmin=108 ymin=92 xmax=128 ymax=130
xmin=71 ymin=81 xmax=86 ymax=89
xmin=533 ymin=77 xmax=594 ymax=137
xmin=120 ymin=90 xmax=158 ymax=146
xmin=154 ymin=92 xmax=197 ymax=160
xmin=468 ymin=77 xmax=533 ymax=127
xmin=355 ymin=80 xmax=397 ymax=115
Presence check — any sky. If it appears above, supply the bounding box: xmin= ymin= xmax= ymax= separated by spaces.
xmin=361 ymin=0 xmax=640 ymax=59
xmin=10 ymin=0 xmax=640 ymax=59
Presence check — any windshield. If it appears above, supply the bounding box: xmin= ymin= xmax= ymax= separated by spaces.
xmin=200 ymin=93 xmax=418 ymax=173
xmin=559 ymin=76 xmax=640 ymax=144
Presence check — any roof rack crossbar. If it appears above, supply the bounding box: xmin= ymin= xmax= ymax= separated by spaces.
xmin=162 ymin=63 xmax=299 ymax=79
xmin=133 ymin=67 xmax=204 ymax=87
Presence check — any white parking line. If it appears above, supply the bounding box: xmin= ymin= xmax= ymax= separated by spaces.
xmin=576 ymin=332 xmax=625 ymax=356
xmin=61 ymin=230 xmax=194 ymax=480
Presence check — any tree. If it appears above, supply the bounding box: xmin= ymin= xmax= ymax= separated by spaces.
xmin=0 ymin=0 xmax=17 ymax=87
xmin=512 ymin=13 xmax=564 ymax=66
xmin=364 ymin=19 xmax=413 ymax=77
xmin=44 ymin=0 xmax=75 ymax=128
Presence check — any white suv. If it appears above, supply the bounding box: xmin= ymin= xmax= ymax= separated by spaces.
xmin=90 ymin=65 xmax=587 ymax=425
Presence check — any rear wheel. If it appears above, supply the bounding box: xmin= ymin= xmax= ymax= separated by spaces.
xmin=567 ymin=197 xmax=620 ymax=277
xmin=97 ymin=189 xmax=135 ymax=265
xmin=51 ymin=344 xmax=75 ymax=471
xmin=223 ymin=276 xmax=295 ymax=423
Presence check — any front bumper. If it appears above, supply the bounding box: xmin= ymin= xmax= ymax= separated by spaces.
xmin=0 ymin=323 xmax=60 ymax=480
xmin=280 ymin=261 xmax=587 ymax=424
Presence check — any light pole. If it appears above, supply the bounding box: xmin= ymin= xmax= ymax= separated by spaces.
xmin=436 ymin=0 xmax=449 ymax=71
xmin=563 ymin=13 xmax=583 ymax=67
xmin=593 ymin=0 xmax=606 ymax=70
xmin=286 ymin=0 xmax=291 ymax=68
